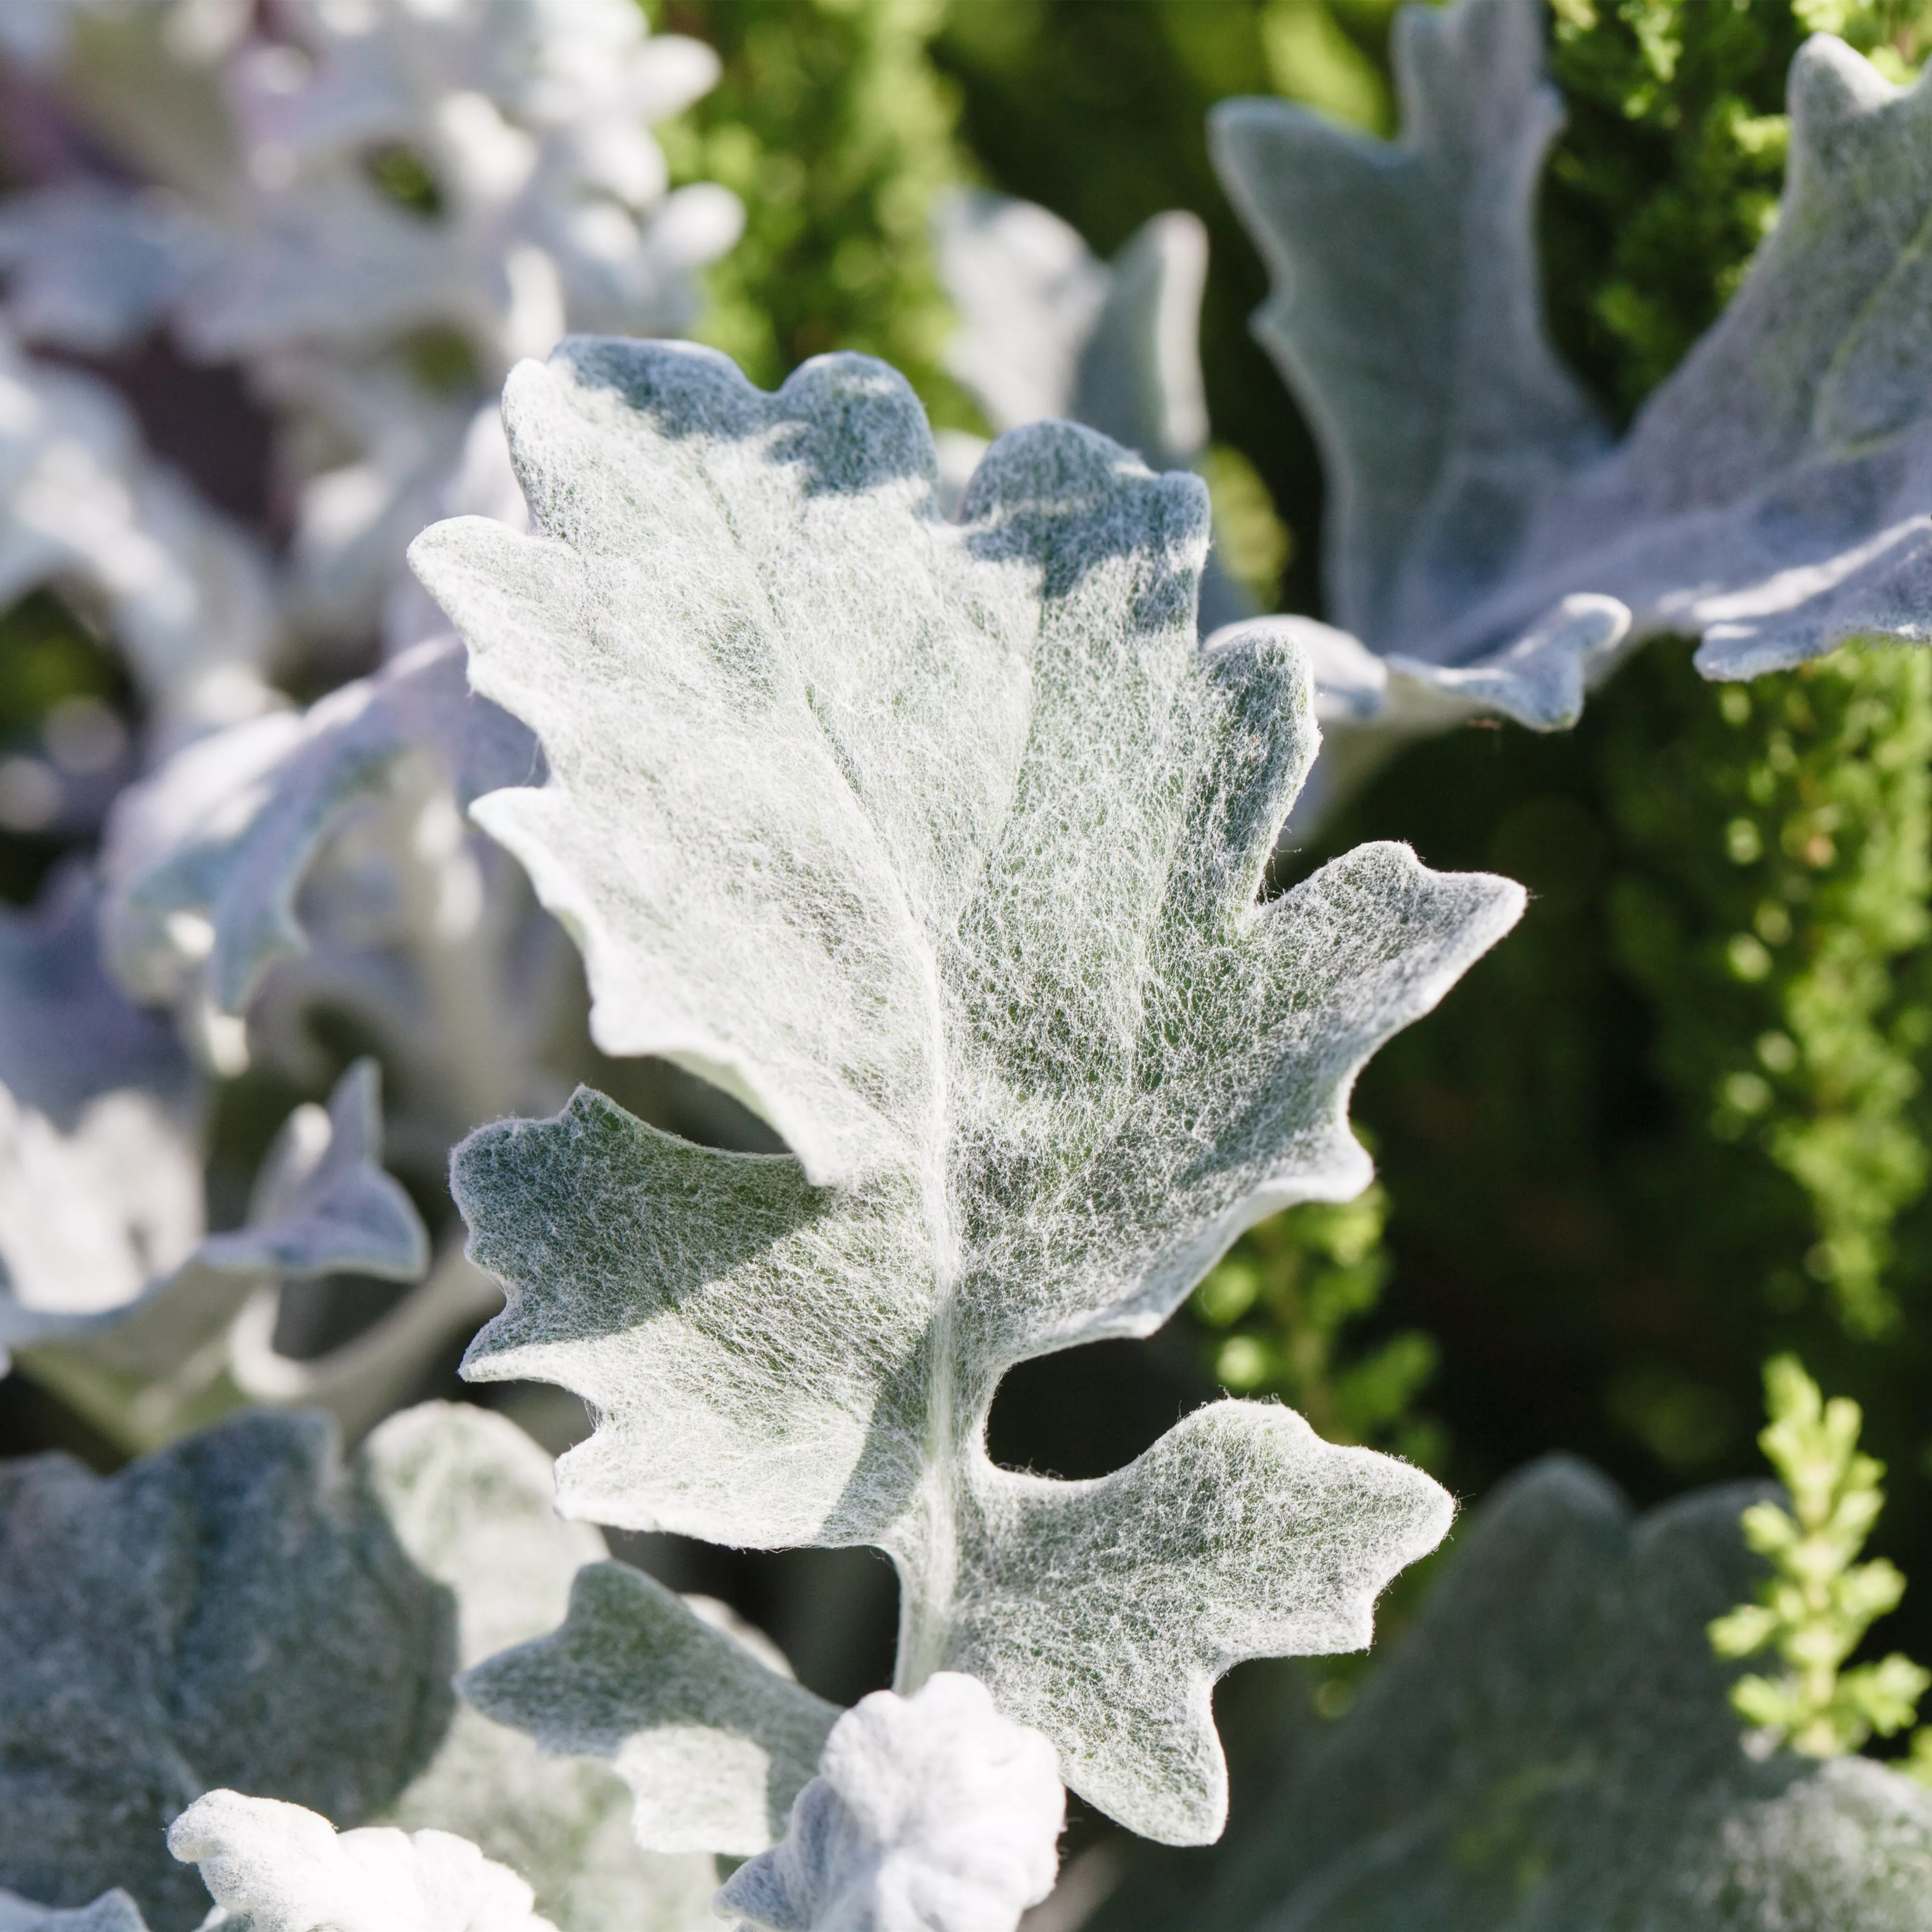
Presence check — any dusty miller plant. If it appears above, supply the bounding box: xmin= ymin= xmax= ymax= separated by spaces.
xmin=1212 ymin=0 xmax=1932 ymax=803
xmin=0 ymin=0 xmax=746 ymax=1448
xmin=0 ymin=333 xmax=1530 ymax=1932
xmin=406 ymin=333 xmax=1522 ymax=1854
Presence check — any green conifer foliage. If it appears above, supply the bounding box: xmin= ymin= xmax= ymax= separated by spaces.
xmin=1602 ymin=650 xmax=1932 ymax=1338
xmin=1542 ymin=0 xmax=1932 ymax=419
xmin=1528 ymin=0 xmax=1932 ymax=1347
xmin=653 ymin=0 xmax=975 ymax=421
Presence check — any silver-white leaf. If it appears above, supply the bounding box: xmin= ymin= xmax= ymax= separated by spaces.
xmin=182 ymin=0 xmax=739 ymax=372
xmin=716 ymin=1674 xmax=1063 ymax=1932
xmin=0 ymin=323 xmax=276 ymax=736
xmin=1212 ymin=0 xmax=1932 ymax=736
xmin=100 ymin=634 xmax=539 ymax=1022
xmin=2 ymin=1043 xmax=427 ymax=1448
xmin=0 ymin=1400 xmax=718 ymax=1932
xmin=364 ymin=1404 xmax=722 ymax=1932
xmin=0 ymin=1892 xmax=149 ymax=1932
xmin=933 ymin=191 xmax=1248 ymax=633
xmin=168 ymin=1792 xmax=555 ymax=1932
xmin=461 ymin=1559 xmax=839 ymax=1856
xmin=416 ymin=337 xmax=1521 ymax=1842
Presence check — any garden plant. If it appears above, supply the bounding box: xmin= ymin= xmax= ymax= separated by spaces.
xmin=2 ymin=2 xmax=1932 ymax=1930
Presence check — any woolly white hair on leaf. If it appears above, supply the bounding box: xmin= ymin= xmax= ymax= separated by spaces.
xmin=168 ymin=1793 xmax=554 ymax=1932
xmin=932 ymin=191 xmax=1250 ymax=634
xmin=1212 ymin=0 xmax=1932 ymax=750
xmin=716 ymin=1675 xmax=1064 ymax=1932
xmin=460 ymin=1560 xmax=839 ymax=1857
xmin=416 ymin=335 xmax=1522 ymax=1844
xmin=353 ymin=1406 xmax=723 ymax=1932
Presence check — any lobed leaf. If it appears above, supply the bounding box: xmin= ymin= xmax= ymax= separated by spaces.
xmin=0 ymin=879 xmax=428 ymax=1418
xmin=0 ymin=1400 xmax=718 ymax=1932
xmin=100 ymin=636 xmax=540 ymax=1023
xmin=1091 ymin=1458 xmax=1932 ymax=1932
xmin=1213 ymin=0 xmax=1932 ymax=732
xmin=933 ymin=191 xmax=1247 ymax=632
xmin=418 ymin=337 xmax=1520 ymax=1841
xmin=461 ymin=1561 xmax=838 ymax=1857
xmin=4 ymin=1053 xmax=428 ymax=1447
xmin=363 ymin=1405 xmax=721 ymax=1932
xmin=181 ymin=0 xmax=736 ymax=371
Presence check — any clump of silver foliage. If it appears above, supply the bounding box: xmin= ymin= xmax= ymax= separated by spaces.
xmin=0 ymin=3 xmax=1929 ymax=1932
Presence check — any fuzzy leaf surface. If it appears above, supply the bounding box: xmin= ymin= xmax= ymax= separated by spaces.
xmin=365 ymin=1405 xmax=721 ymax=1932
xmin=462 ymin=1560 xmax=838 ymax=1856
xmin=0 ymin=1401 xmax=716 ymax=1932
xmin=101 ymin=636 xmax=540 ymax=1020
xmin=0 ymin=1409 xmax=453 ymax=1932
xmin=3 ymin=1055 xmax=427 ymax=1444
xmin=167 ymin=1792 xmax=554 ymax=1932
xmin=716 ymin=1674 xmax=1063 ymax=1932
xmin=1093 ymin=1458 xmax=1932 ymax=1932
xmin=419 ymin=338 xmax=1520 ymax=1841
xmin=933 ymin=192 xmax=1246 ymax=633
xmin=1213 ymin=0 xmax=1932 ymax=726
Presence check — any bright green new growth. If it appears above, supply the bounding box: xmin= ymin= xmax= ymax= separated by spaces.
xmin=413 ymin=336 xmax=1525 ymax=1847
xmin=1709 ymin=1355 xmax=1932 ymax=1769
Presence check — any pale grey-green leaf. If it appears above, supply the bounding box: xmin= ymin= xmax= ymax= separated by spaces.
xmin=100 ymin=636 xmax=539 ymax=1018
xmin=1211 ymin=0 xmax=1602 ymax=661
xmin=363 ymin=1404 xmax=721 ymax=1932
xmin=1213 ymin=0 xmax=1932 ymax=727
xmin=425 ymin=336 xmax=1518 ymax=1843
xmin=462 ymin=1560 xmax=838 ymax=1856
xmin=0 ymin=1892 xmax=149 ymax=1932
xmin=0 ymin=325 xmax=276 ymax=733
xmin=6 ymin=1058 xmax=427 ymax=1447
xmin=0 ymin=868 xmax=204 ymax=1370
xmin=1090 ymin=1457 xmax=1932 ymax=1932
xmin=934 ymin=192 xmax=1248 ymax=633
xmin=716 ymin=1674 xmax=1063 ymax=1932
xmin=0 ymin=184 xmax=217 ymax=354
xmin=0 ymin=1400 xmax=718 ymax=1932
xmin=0 ymin=1408 xmax=454 ymax=1932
